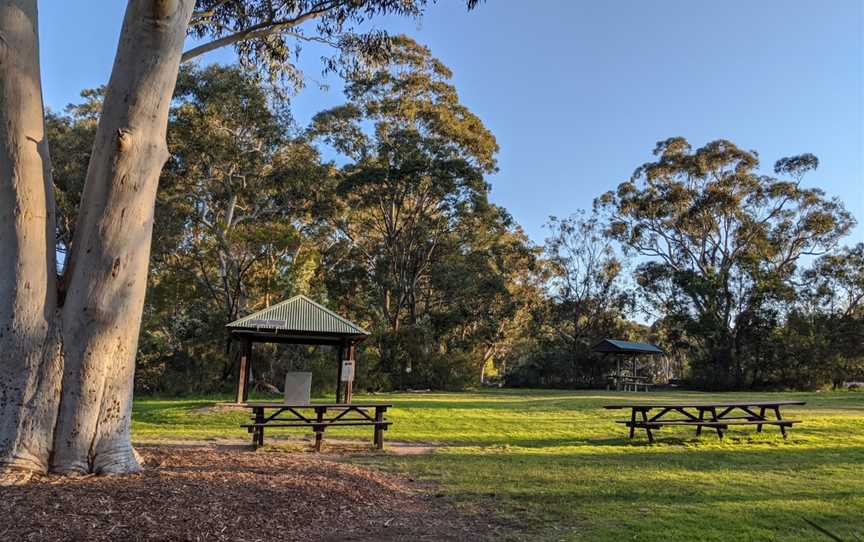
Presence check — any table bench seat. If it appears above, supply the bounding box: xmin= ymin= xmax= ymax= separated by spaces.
xmin=242 ymin=421 xmax=392 ymax=429
xmin=616 ymin=420 xmax=800 ymax=429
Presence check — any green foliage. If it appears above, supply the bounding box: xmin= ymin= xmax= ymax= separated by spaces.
xmin=310 ymin=36 xmax=531 ymax=389
xmin=128 ymin=40 xmax=531 ymax=394
xmin=511 ymin=211 xmax=634 ymax=387
xmin=187 ymin=0 xmax=482 ymax=92
xmin=47 ymin=58 xmax=862 ymax=396
xmin=45 ymin=89 xmax=103 ymax=261
xmin=142 ymin=64 xmax=338 ymax=393
xmin=598 ymin=137 xmax=857 ymax=389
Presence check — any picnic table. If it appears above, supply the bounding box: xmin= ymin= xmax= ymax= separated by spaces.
xmin=607 ymin=374 xmax=653 ymax=392
xmin=604 ymin=400 xmax=805 ymax=443
xmin=240 ymin=403 xmax=392 ymax=451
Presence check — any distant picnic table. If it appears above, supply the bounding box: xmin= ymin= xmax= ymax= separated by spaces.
xmin=607 ymin=373 xmax=653 ymax=392
xmin=240 ymin=403 xmax=392 ymax=451
xmin=604 ymin=400 xmax=805 ymax=443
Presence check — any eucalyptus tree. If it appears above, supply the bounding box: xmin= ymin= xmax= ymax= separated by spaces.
xmin=776 ymin=244 xmax=864 ymax=388
xmin=428 ymin=207 xmax=541 ymax=385
xmin=145 ymin=64 xmax=335 ymax=389
xmin=543 ymin=211 xmax=631 ymax=382
xmin=598 ymin=138 xmax=855 ymax=388
xmin=803 ymin=243 xmax=864 ymax=317
xmin=0 ymin=0 xmax=480 ymax=479
xmin=310 ymin=36 xmax=499 ymax=386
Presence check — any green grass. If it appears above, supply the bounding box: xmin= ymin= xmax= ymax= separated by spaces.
xmin=132 ymin=389 xmax=864 ymax=541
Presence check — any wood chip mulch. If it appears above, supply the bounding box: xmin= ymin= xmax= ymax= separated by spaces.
xmin=0 ymin=445 xmax=504 ymax=542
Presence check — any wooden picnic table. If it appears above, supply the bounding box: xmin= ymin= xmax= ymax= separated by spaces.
xmin=607 ymin=374 xmax=653 ymax=392
xmin=604 ymin=400 xmax=805 ymax=443
xmin=240 ymin=403 xmax=392 ymax=451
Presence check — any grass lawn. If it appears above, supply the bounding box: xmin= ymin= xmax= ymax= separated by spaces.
xmin=132 ymin=389 xmax=864 ymax=541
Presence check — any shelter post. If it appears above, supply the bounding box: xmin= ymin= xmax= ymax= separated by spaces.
xmin=236 ymin=337 xmax=253 ymax=403
xmin=345 ymin=341 xmax=356 ymax=403
xmin=336 ymin=342 xmax=346 ymax=403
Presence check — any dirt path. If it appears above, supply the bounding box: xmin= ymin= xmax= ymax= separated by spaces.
xmin=0 ymin=445 xmax=504 ymax=542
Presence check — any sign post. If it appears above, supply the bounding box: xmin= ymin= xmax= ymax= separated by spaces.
xmin=340 ymin=359 xmax=355 ymax=403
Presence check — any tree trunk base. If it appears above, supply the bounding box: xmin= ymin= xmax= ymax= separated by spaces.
xmin=94 ymin=446 xmax=143 ymax=475
xmin=0 ymin=468 xmax=34 ymax=486
xmin=50 ymin=445 xmax=142 ymax=476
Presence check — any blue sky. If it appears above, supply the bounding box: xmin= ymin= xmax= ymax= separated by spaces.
xmin=39 ymin=1 xmax=863 ymax=245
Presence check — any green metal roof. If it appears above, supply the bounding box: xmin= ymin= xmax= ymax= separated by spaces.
xmin=227 ymin=295 xmax=369 ymax=336
xmin=592 ymin=339 xmax=664 ymax=355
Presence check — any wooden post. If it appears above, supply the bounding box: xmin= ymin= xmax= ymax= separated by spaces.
xmin=345 ymin=342 xmax=356 ymax=404
xmin=374 ymin=406 xmax=386 ymax=450
xmin=236 ymin=337 xmax=253 ymax=404
xmin=336 ymin=342 xmax=346 ymax=404
xmin=254 ymin=406 xmax=264 ymax=447
xmin=314 ymin=407 xmax=325 ymax=452
xmin=696 ymin=408 xmax=705 ymax=436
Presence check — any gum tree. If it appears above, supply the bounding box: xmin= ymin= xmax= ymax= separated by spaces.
xmin=598 ymin=138 xmax=855 ymax=388
xmin=0 ymin=0 xmax=479 ymax=479
xmin=310 ymin=36 xmax=499 ymax=387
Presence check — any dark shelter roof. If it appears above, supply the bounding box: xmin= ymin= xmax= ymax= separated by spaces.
xmin=227 ymin=295 xmax=369 ymax=340
xmin=592 ymin=339 xmax=664 ymax=355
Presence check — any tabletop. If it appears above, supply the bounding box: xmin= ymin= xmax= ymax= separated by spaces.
xmin=242 ymin=402 xmax=393 ymax=409
xmin=603 ymin=400 xmax=806 ymax=410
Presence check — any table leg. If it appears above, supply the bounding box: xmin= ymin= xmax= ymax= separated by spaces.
xmin=374 ymin=407 xmax=386 ymax=450
xmin=757 ymin=406 xmax=766 ymax=433
xmin=696 ymin=408 xmax=705 ymax=436
xmin=709 ymin=407 xmax=723 ymax=439
xmin=774 ymin=407 xmax=787 ymax=438
xmin=254 ymin=407 xmax=264 ymax=447
xmin=628 ymin=408 xmax=636 ymax=439
xmin=640 ymin=409 xmax=654 ymax=443
xmin=314 ymin=407 xmax=325 ymax=452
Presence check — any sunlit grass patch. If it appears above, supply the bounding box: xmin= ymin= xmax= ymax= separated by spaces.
xmin=132 ymin=389 xmax=864 ymax=540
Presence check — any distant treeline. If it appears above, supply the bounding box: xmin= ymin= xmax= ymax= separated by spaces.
xmin=49 ymin=42 xmax=863 ymax=394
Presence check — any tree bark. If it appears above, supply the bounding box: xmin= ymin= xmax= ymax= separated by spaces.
xmin=50 ymin=0 xmax=195 ymax=475
xmin=0 ymin=0 xmax=62 ymax=476
xmin=1 ymin=0 xmax=194 ymax=478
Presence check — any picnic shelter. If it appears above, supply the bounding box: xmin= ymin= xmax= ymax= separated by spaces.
xmin=592 ymin=339 xmax=664 ymax=390
xmin=227 ymin=295 xmax=370 ymax=404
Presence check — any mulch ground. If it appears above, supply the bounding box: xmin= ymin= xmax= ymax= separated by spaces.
xmin=0 ymin=445 xmax=505 ymax=542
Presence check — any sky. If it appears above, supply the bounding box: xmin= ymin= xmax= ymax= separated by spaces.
xmin=39 ymin=0 xmax=864 ymax=246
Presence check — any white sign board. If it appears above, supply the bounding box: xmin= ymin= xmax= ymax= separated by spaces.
xmin=340 ymin=360 xmax=355 ymax=382
xmin=247 ymin=319 xmax=286 ymax=328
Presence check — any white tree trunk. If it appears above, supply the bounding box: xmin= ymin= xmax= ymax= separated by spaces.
xmin=51 ymin=0 xmax=195 ymax=475
xmin=1 ymin=0 xmax=194 ymax=477
xmin=0 ymin=0 xmax=62 ymax=476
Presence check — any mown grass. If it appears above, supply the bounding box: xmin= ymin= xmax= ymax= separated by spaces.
xmin=132 ymin=389 xmax=864 ymax=541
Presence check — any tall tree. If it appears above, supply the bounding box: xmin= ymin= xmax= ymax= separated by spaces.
xmin=144 ymin=64 xmax=334 ymax=390
xmin=598 ymin=138 xmax=855 ymax=388
xmin=311 ymin=36 xmax=499 ymax=387
xmin=0 ymin=0 xmax=480 ymax=479
xmin=543 ymin=211 xmax=631 ymax=384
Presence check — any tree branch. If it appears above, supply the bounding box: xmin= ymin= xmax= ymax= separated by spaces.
xmin=181 ymin=2 xmax=340 ymax=63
